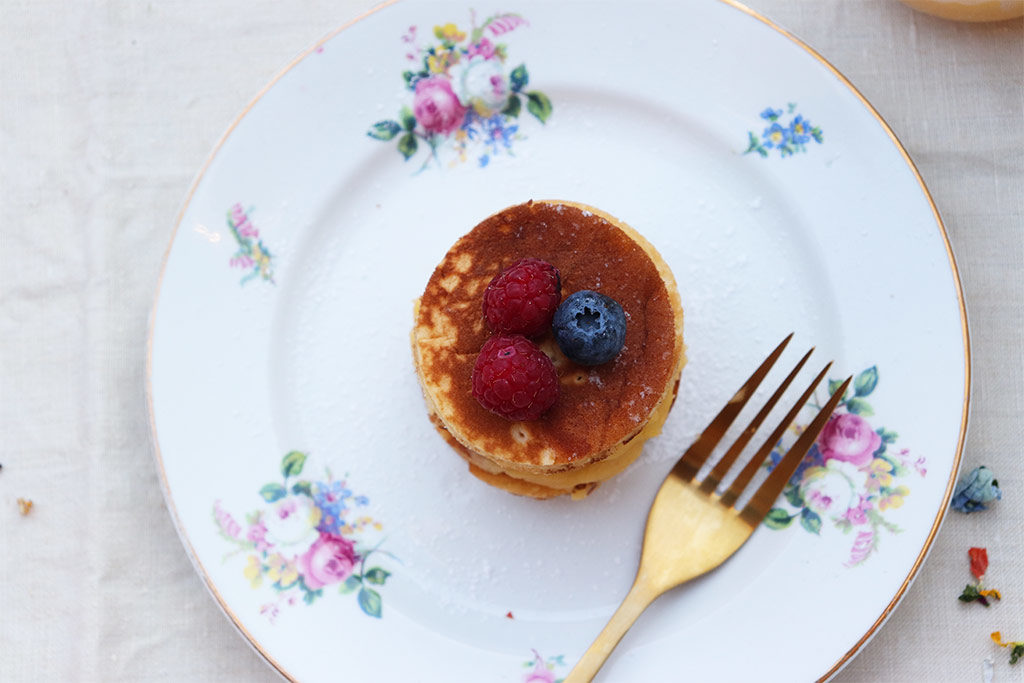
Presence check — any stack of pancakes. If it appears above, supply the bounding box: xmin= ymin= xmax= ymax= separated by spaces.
xmin=412 ymin=200 xmax=685 ymax=499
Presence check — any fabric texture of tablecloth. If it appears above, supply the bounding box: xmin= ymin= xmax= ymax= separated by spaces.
xmin=1 ymin=0 xmax=1021 ymax=680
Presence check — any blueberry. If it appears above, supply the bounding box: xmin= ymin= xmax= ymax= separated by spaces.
xmin=552 ymin=290 xmax=627 ymax=366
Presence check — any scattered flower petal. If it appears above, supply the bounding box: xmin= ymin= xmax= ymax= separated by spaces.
xmin=959 ymin=548 xmax=1002 ymax=606
xmin=16 ymin=498 xmax=32 ymax=515
xmin=959 ymin=584 xmax=999 ymax=606
xmin=991 ymin=632 xmax=1024 ymax=665
xmin=969 ymin=547 xmax=989 ymax=581
xmin=951 ymin=466 xmax=1001 ymax=513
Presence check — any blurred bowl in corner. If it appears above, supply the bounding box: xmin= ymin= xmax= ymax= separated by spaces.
xmin=897 ymin=0 xmax=1024 ymax=21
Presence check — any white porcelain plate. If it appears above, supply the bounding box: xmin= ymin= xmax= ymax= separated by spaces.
xmin=148 ymin=1 xmax=969 ymax=680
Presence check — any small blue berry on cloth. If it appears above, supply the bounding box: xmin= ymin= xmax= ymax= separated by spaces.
xmin=951 ymin=466 xmax=1001 ymax=513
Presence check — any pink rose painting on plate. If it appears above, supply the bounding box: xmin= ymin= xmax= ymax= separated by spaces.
xmin=367 ymin=11 xmax=552 ymax=171
xmin=521 ymin=650 xmax=566 ymax=683
xmin=818 ymin=413 xmax=882 ymax=468
xmin=297 ymin=533 xmax=360 ymax=590
xmin=214 ymin=451 xmax=395 ymax=620
xmin=412 ymin=76 xmax=467 ymax=135
xmin=762 ymin=366 xmax=927 ymax=567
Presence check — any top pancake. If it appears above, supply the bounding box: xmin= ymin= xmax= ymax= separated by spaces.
xmin=413 ymin=200 xmax=682 ymax=474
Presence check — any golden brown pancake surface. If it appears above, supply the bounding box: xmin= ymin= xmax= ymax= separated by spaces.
xmin=413 ymin=200 xmax=682 ymax=475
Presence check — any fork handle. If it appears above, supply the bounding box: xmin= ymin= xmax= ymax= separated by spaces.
xmin=564 ymin=578 xmax=661 ymax=682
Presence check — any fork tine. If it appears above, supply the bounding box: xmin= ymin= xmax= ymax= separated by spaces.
xmin=698 ymin=347 xmax=814 ymax=494
xmin=672 ymin=333 xmax=793 ymax=481
xmin=719 ymin=361 xmax=832 ymax=508
xmin=739 ymin=375 xmax=852 ymax=526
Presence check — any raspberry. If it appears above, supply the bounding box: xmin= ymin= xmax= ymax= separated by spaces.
xmin=482 ymin=258 xmax=561 ymax=336
xmin=472 ymin=335 xmax=559 ymax=421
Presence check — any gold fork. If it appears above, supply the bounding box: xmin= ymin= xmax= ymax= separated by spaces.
xmin=566 ymin=334 xmax=852 ymax=682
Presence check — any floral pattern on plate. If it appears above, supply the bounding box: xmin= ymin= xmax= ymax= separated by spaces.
xmin=227 ymin=203 xmax=275 ymax=285
xmin=744 ymin=104 xmax=823 ymax=158
xmin=367 ymin=11 xmax=552 ymax=170
xmin=214 ymin=451 xmax=395 ymax=620
xmin=764 ymin=367 xmax=926 ymax=567
xmin=522 ymin=650 xmax=566 ymax=683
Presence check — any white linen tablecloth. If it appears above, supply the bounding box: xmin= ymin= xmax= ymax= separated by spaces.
xmin=1 ymin=1 xmax=1021 ymax=680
